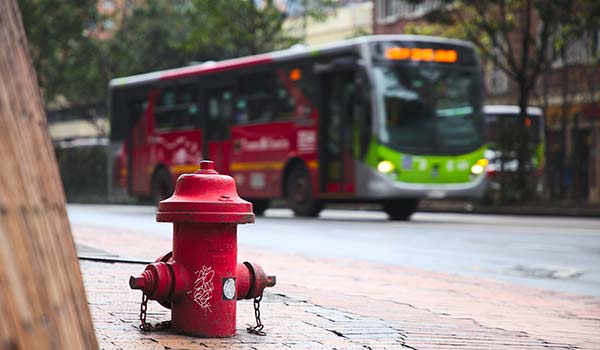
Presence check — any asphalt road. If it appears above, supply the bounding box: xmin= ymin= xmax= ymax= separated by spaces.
xmin=67 ymin=204 xmax=600 ymax=297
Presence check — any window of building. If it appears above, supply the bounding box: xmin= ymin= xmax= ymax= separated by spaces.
xmin=376 ymin=0 xmax=441 ymax=23
xmin=592 ymin=30 xmax=600 ymax=55
xmin=103 ymin=0 xmax=115 ymax=11
xmin=486 ymin=66 xmax=509 ymax=95
xmin=550 ymin=29 xmax=600 ymax=67
xmin=103 ymin=19 xmax=115 ymax=30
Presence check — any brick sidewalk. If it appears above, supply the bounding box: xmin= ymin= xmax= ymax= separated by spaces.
xmin=74 ymin=224 xmax=600 ymax=349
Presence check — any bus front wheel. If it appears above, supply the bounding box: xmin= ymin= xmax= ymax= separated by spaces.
xmin=152 ymin=168 xmax=174 ymax=205
xmin=382 ymin=199 xmax=419 ymax=221
xmin=286 ymin=164 xmax=323 ymax=217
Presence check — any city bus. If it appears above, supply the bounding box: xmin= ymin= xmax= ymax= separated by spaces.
xmin=108 ymin=35 xmax=488 ymax=220
xmin=483 ymin=105 xmax=545 ymax=192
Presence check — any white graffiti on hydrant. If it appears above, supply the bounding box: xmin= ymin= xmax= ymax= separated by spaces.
xmin=187 ymin=266 xmax=215 ymax=312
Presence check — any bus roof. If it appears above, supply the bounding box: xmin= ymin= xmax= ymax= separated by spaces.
xmin=484 ymin=105 xmax=543 ymax=116
xmin=109 ymin=35 xmax=475 ymax=89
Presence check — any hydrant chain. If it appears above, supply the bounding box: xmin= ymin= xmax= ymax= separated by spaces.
xmin=139 ymin=292 xmax=171 ymax=332
xmin=139 ymin=292 xmax=150 ymax=331
xmin=247 ymin=294 xmax=266 ymax=336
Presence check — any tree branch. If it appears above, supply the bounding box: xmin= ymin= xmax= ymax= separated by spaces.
xmin=526 ymin=1 xmax=552 ymax=92
xmin=498 ymin=0 xmax=520 ymax=75
xmin=470 ymin=0 xmax=520 ymax=75
xmin=453 ymin=8 xmax=517 ymax=80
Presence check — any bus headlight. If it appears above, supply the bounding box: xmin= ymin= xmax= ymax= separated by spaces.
xmin=377 ymin=160 xmax=395 ymax=173
xmin=470 ymin=158 xmax=488 ymax=175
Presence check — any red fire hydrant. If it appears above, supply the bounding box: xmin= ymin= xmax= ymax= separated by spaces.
xmin=129 ymin=160 xmax=276 ymax=337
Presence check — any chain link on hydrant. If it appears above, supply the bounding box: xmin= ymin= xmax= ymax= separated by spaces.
xmin=247 ymin=294 xmax=266 ymax=336
xmin=129 ymin=160 xmax=276 ymax=337
xmin=139 ymin=293 xmax=171 ymax=332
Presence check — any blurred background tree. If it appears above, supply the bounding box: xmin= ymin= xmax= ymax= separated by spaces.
xmin=17 ymin=0 xmax=98 ymax=104
xmin=18 ymin=0 xmax=335 ymax=107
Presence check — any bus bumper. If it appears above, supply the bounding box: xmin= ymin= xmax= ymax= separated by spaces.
xmin=355 ymin=162 xmax=488 ymax=200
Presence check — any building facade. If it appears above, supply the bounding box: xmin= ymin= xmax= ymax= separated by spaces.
xmin=284 ymin=1 xmax=373 ymax=46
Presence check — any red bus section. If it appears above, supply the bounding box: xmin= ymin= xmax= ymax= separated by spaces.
xmin=109 ymin=35 xmax=487 ymax=220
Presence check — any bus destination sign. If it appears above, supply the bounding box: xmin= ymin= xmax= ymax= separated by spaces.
xmin=385 ymin=47 xmax=457 ymax=63
xmin=372 ymin=41 xmax=477 ymax=66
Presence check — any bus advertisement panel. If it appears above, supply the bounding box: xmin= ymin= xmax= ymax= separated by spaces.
xmin=109 ymin=35 xmax=488 ymax=220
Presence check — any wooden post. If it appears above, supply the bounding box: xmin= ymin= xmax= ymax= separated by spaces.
xmin=0 ymin=1 xmax=98 ymax=349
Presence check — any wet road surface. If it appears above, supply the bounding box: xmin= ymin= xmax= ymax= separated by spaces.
xmin=67 ymin=204 xmax=600 ymax=296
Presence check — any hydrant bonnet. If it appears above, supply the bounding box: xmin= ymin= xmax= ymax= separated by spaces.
xmin=157 ymin=161 xmax=255 ymax=224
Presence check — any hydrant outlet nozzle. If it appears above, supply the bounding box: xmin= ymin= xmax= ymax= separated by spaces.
xmin=267 ymin=276 xmax=276 ymax=288
xmin=129 ymin=275 xmax=146 ymax=290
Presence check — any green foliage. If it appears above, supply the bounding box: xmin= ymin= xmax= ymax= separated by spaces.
xmin=180 ymin=0 xmax=300 ymax=59
xmin=548 ymin=0 xmax=600 ymax=58
xmin=103 ymin=1 xmax=194 ymax=75
xmin=17 ymin=0 xmax=98 ymax=103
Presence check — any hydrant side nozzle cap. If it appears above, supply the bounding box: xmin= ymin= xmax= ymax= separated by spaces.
xmin=129 ymin=275 xmax=146 ymax=290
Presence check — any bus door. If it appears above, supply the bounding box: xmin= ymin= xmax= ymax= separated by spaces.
xmin=202 ymin=83 xmax=234 ymax=174
xmin=317 ymin=66 xmax=357 ymax=195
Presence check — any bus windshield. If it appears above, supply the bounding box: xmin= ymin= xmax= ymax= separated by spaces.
xmin=374 ymin=64 xmax=483 ymax=154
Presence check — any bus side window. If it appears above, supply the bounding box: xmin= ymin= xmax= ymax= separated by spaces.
xmin=275 ymin=85 xmax=295 ymax=120
xmin=207 ymin=89 xmax=232 ymax=139
xmin=154 ymin=84 xmax=199 ymax=130
xmin=174 ymin=83 xmax=199 ymax=129
xmin=155 ymin=87 xmax=176 ymax=130
xmin=236 ymin=72 xmax=275 ymax=124
xmin=284 ymin=65 xmax=315 ymax=120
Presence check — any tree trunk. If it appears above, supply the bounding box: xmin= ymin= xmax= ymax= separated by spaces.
xmin=560 ymin=47 xmax=570 ymax=199
xmin=517 ymin=75 xmax=531 ymax=197
xmin=516 ymin=0 xmax=533 ymax=197
xmin=541 ymin=56 xmax=551 ymax=200
xmin=573 ymin=112 xmax=581 ymax=202
xmin=0 ymin=1 xmax=98 ymax=349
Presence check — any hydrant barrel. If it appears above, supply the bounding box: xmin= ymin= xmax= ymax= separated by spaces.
xmin=171 ymin=222 xmax=238 ymax=336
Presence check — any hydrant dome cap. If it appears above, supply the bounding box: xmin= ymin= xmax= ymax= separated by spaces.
xmin=156 ymin=161 xmax=255 ymax=223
